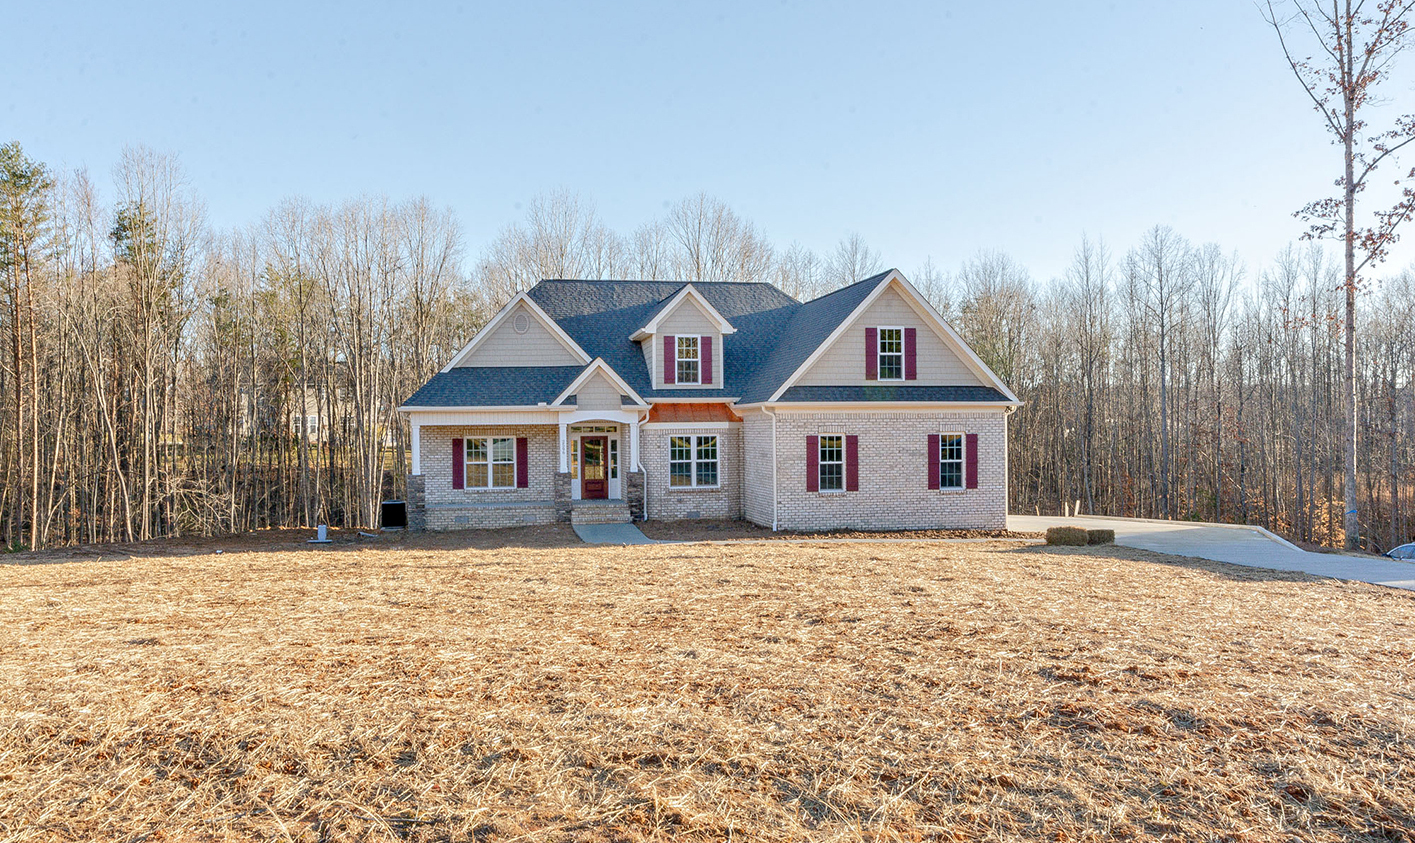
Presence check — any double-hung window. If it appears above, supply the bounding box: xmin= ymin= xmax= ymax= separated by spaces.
xmin=676 ymin=335 xmax=701 ymax=384
xmin=466 ymin=437 xmax=516 ymax=488
xmin=669 ymin=434 xmax=718 ymax=488
xmin=818 ymin=434 xmax=844 ymax=492
xmin=938 ymin=433 xmax=964 ymax=490
xmin=877 ymin=327 xmax=904 ymax=380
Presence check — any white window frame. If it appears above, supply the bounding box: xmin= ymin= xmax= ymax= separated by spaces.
xmin=818 ymin=433 xmax=845 ymax=493
xmin=669 ymin=434 xmax=719 ymax=489
xmin=465 ymin=436 xmax=517 ymax=489
xmin=675 ymin=335 xmax=702 ymax=385
xmin=877 ymin=326 xmax=904 ymax=381
xmin=938 ymin=432 xmax=965 ymax=491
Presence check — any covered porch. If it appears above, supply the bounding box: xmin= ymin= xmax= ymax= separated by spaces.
xmin=404 ymin=407 xmax=646 ymax=530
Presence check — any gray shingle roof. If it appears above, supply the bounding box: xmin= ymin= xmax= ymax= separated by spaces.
xmin=526 ymin=280 xmax=799 ymax=399
xmin=776 ymin=385 xmax=1012 ymax=403
xmin=401 ymin=366 xmax=584 ymax=407
xmin=404 ymin=272 xmax=1013 ymax=409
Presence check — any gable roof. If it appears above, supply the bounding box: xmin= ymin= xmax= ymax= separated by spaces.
xmin=441 ymin=291 xmax=590 ymax=372
xmin=734 ymin=270 xmax=889 ymax=404
xmin=526 ymin=280 xmax=798 ymax=399
xmin=403 ymin=271 xmax=1020 ymax=409
xmin=551 ymin=358 xmax=648 ymax=407
xmin=629 ymin=283 xmax=737 ymax=340
xmin=763 ymin=270 xmax=1020 ymax=405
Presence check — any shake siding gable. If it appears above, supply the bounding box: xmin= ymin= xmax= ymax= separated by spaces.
xmin=795 ymin=286 xmax=986 ymax=387
xmin=459 ymin=301 xmax=583 ymax=367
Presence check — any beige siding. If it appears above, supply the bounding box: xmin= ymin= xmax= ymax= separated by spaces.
xmin=575 ymin=371 xmax=624 ymax=412
xmin=794 ymin=287 xmax=985 ymax=387
xmin=459 ymin=302 xmax=583 ymax=367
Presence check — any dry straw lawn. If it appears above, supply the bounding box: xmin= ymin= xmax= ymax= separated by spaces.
xmin=1 ymin=533 xmax=1413 ymax=841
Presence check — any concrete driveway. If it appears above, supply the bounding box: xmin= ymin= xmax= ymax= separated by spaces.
xmin=1009 ymin=514 xmax=1415 ymax=591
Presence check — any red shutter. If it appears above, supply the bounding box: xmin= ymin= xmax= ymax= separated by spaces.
xmin=452 ymin=438 xmax=464 ymax=490
xmin=701 ymin=335 xmax=713 ymax=385
xmin=864 ymin=327 xmax=878 ymax=380
xmin=904 ymin=327 xmax=917 ymax=380
xmin=966 ymin=433 xmax=979 ymax=489
xmin=806 ymin=435 xmax=819 ymax=492
xmin=845 ymin=435 xmax=859 ymax=492
xmin=663 ymin=335 xmax=676 ymax=384
xmin=516 ymin=437 xmax=529 ymax=488
xmin=927 ymin=433 xmax=941 ymax=490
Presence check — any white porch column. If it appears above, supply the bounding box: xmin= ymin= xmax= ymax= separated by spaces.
xmin=558 ymin=419 xmax=569 ymax=472
xmin=410 ymin=419 xmax=422 ymax=475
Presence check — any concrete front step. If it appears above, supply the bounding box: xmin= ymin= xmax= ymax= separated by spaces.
xmin=571 ymin=500 xmax=632 ymax=525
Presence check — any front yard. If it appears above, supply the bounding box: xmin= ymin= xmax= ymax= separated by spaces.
xmin=1 ymin=535 xmax=1412 ymax=841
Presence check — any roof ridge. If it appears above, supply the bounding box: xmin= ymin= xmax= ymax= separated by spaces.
xmin=800 ymin=269 xmax=895 ymax=304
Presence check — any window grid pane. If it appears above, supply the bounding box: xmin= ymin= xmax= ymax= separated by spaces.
xmin=676 ymin=336 xmax=700 ymax=383
xmin=819 ymin=435 xmax=844 ymax=492
xmin=466 ymin=439 xmax=487 ymax=461
xmin=491 ymin=437 xmax=515 ymax=462
xmin=467 ymin=464 xmax=489 ymax=488
xmin=940 ymin=434 xmax=964 ymax=489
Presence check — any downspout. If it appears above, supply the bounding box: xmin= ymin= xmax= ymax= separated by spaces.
xmin=764 ymin=405 xmax=778 ymax=531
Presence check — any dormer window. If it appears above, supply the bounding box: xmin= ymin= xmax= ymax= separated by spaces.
xmin=877 ymin=327 xmax=904 ymax=380
xmin=676 ymin=335 xmax=701 ymax=384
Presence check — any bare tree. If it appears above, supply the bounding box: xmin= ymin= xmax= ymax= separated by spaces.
xmin=1264 ymin=0 xmax=1415 ymax=548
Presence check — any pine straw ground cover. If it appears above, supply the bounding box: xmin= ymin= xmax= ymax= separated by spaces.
xmin=1 ymin=540 xmax=1413 ymax=842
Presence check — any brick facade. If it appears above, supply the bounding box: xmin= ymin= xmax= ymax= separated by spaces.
xmin=414 ymin=410 xmax=1008 ymax=532
xmin=420 ymin=425 xmax=559 ymax=530
xmin=749 ymin=410 xmax=1009 ymax=532
xmin=639 ymin=425 xmax=743 ymax=521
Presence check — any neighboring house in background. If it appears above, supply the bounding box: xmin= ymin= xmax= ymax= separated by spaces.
xmin=399 ymin=269 xmax=1020 ymax=531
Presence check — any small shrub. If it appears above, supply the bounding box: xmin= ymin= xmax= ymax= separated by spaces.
xmin=1045 ymin=526 xmax=1088 ymax=546
xmin=1086 ymin=529 xmax=1115 ymax=545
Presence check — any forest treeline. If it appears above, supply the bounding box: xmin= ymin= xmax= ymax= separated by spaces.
xmin=2 ymin=141 xmax=1413 ymax=550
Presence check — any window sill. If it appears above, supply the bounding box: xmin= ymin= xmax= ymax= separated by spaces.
xmin=815 ymin=490 xmax=849 ymax=496
xmin=668 ymin=485 xmax=722 ymax=492
xmin=457 ymin=486 xmax=522 ymax=492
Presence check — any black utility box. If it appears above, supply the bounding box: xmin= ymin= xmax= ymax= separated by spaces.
xmin=381 ymin=500 xmax=407 ymax=530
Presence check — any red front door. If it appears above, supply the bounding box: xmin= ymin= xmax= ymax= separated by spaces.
xmin=581 ymin=436 xmax=608 ymax=499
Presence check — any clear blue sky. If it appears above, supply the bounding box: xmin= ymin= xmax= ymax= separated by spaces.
xmin=8 ymin=0 xmax=1414 ymax=282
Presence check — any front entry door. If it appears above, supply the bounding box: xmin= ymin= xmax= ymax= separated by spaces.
xmin=581 ymin=436 xmax=608 ymax=499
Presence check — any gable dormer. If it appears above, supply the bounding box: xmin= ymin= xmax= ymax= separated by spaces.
xmin=629 ymin=284 xmax=735 ymax=389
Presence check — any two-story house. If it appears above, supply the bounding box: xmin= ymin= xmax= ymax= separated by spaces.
xmin=399 ymin=269 xmax=1020 ymax=531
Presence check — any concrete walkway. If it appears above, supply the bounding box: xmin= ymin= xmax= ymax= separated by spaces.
xmin=572 ymin=522 xmax=658 ymax=545
xmin=1009 ymin=514 xmax=1415 ymax=591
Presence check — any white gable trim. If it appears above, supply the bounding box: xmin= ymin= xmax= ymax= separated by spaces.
xmin=441 ymin=292 xmax=591 ymax=372
xmin=551 ymin=358 xmax=649 ymax=407
xmin=767 ymin=270 xmax=1021 ymax=404
xmin=628 ymin=283 xmax=737 ymax=340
